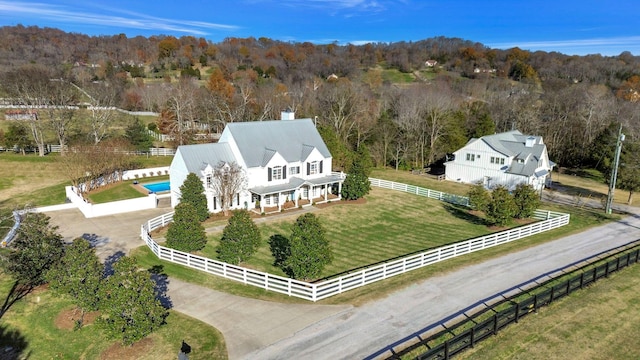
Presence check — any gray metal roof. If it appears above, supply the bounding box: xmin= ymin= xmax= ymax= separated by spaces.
xmin=175 ymin=142 xmax=236 ymax=174
xmin=481 ymin=130 xmax=546 ymax=177
xmin=225 ymin=119 xmax=331 ymax=168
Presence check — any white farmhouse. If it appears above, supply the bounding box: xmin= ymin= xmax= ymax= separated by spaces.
xmin=170 ymin=113 xmax=344 ymax=214
xmin=444 ymin=130 xmax=554 ymax=191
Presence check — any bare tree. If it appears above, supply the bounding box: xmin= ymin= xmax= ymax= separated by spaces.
xmin=43 ymin=78 xmax=78 ymax=156
xmin=162 ymin=77 xmax=199 ymax=146
xmin=210 ymin=161 xmax=246 ymax=216
xmin=84 ymin=81 xmax=119 ymax=144
xmin=1 ymin=66 xmax=50 ymax=156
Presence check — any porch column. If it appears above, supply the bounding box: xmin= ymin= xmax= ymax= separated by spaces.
xmin=295 ymin=189 xmax=299 ymax=207
xmin=337 ymin=181 xmax=342 ymax=200
xmin=278 ymin=191 xmax=282 ymax=211
xmin=324 ymin=184 xmax=328 ymax=201
xmin=260 ymin=195 xmax=264 ymax=214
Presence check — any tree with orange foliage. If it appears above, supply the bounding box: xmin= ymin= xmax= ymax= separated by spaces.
xmin=616 ymin=75 xmax=640 ymax=102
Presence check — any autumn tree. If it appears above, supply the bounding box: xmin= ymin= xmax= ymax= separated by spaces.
xmin=166 ymin=202 xmax=207 ymax=252
xmin=284 ymin=213 xmax=332 ymax=280
xmin=179 ymin=173 xmax=209 ymax=222
xmin=46 ymin=238 xmax=102 ymax=327
xmin=210 ymin=161 xmax=246 ymax=216
xmin=217 ymin=210 xmax=261 ymax=265
xmin=98 ymin=256 xmax=168 ymax=345
xmin=5 ymin=212 xmax=64 ymax=286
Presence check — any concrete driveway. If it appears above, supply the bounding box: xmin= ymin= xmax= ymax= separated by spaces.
xmin=46 ymin=206 xmax=170 ymax=261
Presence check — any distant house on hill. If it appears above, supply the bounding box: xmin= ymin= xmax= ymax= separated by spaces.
xmin=169 ymin=111 xmax=344 ymax=214
xmin=444 ymin=130 xmax=554 ymax=191
xmin=4 ymin=110 xmax=37 ymax=121
xmin=425 ymin=60 xmax=438 ymax=67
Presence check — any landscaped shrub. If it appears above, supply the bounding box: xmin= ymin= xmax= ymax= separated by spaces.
xmin=166 ymin=202 xmax=207 ymax=252
xmin=217 ymin=210 xmax=261 ymax=264
xmin=468 ymin=182 xmax=491 ymax=212
xmin=486 ymin=186 xmax=517 ymax=226
xmin=284 ymin=213 xmax=333 ymax=280
xmin=513 ymin=183 xmax=540 ymax=218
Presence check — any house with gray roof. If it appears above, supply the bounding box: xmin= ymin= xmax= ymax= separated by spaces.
xmin=444 ymin=130 xmax=554 ymax=191
xmin=170 ymin=113 xmax=344 ymax=214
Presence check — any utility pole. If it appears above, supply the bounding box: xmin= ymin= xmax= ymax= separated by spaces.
xmin=605 ymin=124 xmax=625 ymax=214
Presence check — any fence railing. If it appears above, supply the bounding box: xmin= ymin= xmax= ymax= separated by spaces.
xmin=140 ymin=180 xmax=570 ymax=301
xmin=390 ymin=244 xmax=640 ymax=360
xmin=1 ymin=210 xmax=22 ymax=247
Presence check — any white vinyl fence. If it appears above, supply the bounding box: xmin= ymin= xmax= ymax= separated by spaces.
xmin=141 ymin=179 xmax=570 ymax=301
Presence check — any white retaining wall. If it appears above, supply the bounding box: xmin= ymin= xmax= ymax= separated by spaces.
xmin=66 ymin=186 xmax=157 ymax=218
xmin=122 ymin=167 xmax=170 ymax=180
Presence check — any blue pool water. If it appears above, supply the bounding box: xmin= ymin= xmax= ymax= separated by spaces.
xmin=142 ymin=181 xmax=170 ymax=193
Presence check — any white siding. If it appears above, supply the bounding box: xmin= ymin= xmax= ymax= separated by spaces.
xmin=169 ymin=150 xmax=189 ymax=208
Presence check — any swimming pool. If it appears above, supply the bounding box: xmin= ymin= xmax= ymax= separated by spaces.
xmin=142 ymin=181 xmax=170 ymax=193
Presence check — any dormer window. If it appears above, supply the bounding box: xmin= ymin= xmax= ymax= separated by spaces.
xmin=272 ymin=166 xmax=282 ymax=180
xmin=307 ymin=160 xmax=323 ymax=175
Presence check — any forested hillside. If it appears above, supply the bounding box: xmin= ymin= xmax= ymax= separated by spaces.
xmin=1 ymin=25 xmax=640 ymax=184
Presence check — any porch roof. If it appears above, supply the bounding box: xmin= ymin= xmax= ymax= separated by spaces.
xmin=249 ymin=174 xmax=344 ymax=196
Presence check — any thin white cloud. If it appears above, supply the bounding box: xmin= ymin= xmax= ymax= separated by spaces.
xmin=489 ymin=36 xmax=640 ymax=55
xmin=261 ymin=0 xmax=392 ymax=14
xmin=0 ymin=1 xmax=240 ymax=35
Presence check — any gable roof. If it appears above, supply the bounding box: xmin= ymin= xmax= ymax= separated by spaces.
xmin=478 ymin=130 xmax=546 ymax=177
xmin=225 ymin=119 xmax=331 ymax=168
xmin=175 ymin=142 xmax=236 ymax=174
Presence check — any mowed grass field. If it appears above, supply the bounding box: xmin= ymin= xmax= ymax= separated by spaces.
xmin=456 ymin=262 xmax=640 ymax=360
xmin=198 ymin=188 xmax=493 ymax=279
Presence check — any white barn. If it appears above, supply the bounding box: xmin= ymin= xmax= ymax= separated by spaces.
xmin=170 ymin=114 xmax=344 ymax=214
xmin=444 ymin=130 xmax=554 ymax=191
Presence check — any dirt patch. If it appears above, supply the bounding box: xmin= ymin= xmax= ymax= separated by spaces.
xmin=100 ymin=337 xmax=155 ymax=360
xmin=54 ymin=307 xmax=100 ymax=330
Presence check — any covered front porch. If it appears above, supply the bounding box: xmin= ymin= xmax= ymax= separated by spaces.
xmin=249 ymin=174 xmax=344 ymax=214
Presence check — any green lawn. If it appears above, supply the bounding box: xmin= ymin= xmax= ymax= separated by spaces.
xmin=456 ymin=262 xmax=640 ymax=360
xmin=198 ymin=188 xmax=493 ymax=279
xmin=0 ymin=274 xmax=227 ymax=359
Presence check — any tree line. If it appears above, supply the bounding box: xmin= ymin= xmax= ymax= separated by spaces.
xmin=2 ymin=25 xmax=640 ymax=200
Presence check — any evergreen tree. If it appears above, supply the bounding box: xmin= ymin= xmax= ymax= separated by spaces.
xmin=124 ymin=117 xmax=154 ymax=151
xmin=98 ymin=256 xmax=167 ymax=345
xmin=4 ymin=123 xmax=31 ymax=155
xmin=179 ymin=172 xmax=209 ymax=221
xmin=485 ymin=186 xmax=517 ymax=227
xmin=513 ymin=183 xmax=540 ymax=218
xmin=166 ymin=202 xmax=207 ymax=252
xmin=5 ymin=212 xmax=64 ymax=286
xmin=468 ymin=182 xmax=491 ymax=212
xmin=341 ymin=145 xmax=372 ymax=200
xmin=46 ymin=238 xmax=102 ymax=327
xmin=285 ymin=213 xmax=332 ymax=280
xmin=217 ymin=210 xmax=261 ymax=265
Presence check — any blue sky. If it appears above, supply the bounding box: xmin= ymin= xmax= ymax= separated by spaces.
xmin=1 ymin=0 xmax=639 ymax=56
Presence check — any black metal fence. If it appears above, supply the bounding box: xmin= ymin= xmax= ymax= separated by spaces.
xmin=388 ymin=244 xmax=640 ymax=360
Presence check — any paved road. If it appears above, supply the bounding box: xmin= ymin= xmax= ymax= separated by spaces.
xmin=46 ymin=198 xmax=640 ymax=359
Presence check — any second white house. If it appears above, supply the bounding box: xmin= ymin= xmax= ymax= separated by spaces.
xmin=444 ymin=130 xmax=554 ymax=191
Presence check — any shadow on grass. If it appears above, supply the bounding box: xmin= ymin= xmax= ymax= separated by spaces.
xmin=148 ymin=265 xmax=173 ymax=309
xmin=0 ymin=281 xmax=34 ymax=319
xmin=0 ymin=323 xmax=29 ymax=359
xmin=440 ymin=203 xmax=487 ymax=226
